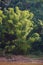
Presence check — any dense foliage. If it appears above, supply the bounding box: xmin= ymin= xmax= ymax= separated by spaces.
xmin=0 ymin=0 xmax=43 ymax=56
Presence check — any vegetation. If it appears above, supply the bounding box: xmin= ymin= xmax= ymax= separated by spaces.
xmin=0 ymin=0 xmax=43 ymax=56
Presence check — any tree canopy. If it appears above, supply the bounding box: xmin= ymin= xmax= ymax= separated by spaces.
xmin=0 ymin=0 xmax=43 ymax=56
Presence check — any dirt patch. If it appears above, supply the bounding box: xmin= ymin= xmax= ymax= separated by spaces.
xmin=0 ymin=62 xmax=43 ymax=65
xmin=0 ymin=56 xmax=43 ymax=63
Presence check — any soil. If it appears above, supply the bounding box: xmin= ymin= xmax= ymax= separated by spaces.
xmin=0 ymin=55 xmax=43 ymax=63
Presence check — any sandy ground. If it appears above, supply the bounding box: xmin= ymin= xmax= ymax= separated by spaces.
xmin=0 ymin=62 xmax=43 ymax=65
xmin=0 ymin=56 xmax=43 ymax=65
